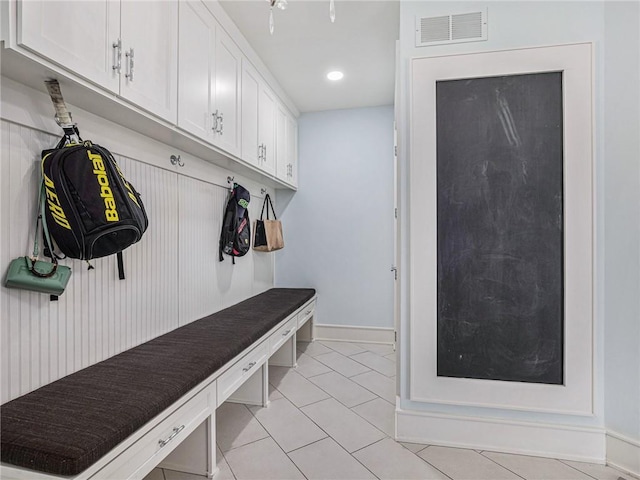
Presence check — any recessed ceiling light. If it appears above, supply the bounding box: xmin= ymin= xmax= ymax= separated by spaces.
xmin=327 ymin=71 xmax=344 ymax=81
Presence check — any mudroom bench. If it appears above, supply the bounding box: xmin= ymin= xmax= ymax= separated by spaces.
xmin=0 ymin=288 xmax=317 ymax=480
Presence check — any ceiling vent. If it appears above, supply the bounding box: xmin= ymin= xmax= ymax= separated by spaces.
xmin=415 ymin=9 xmax=487 ymax=47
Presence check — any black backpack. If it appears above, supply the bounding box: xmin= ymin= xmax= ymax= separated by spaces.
xmin=41 ymin=131 xmax=148 ymax=262
xmin=219 ymin=183 xmax=251 ymax=263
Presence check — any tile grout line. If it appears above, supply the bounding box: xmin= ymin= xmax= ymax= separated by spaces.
xmin=347 ymin=398 xmax=396 ymax=439
xmin=295 ymin=364 xmax=394 ymax=435
xmin=283 ymin=436 xmax=327 ymax=455
xmin=281 ymin=343 xmax=398 ymax=473
xmin=218 ymin=444 xmax=238 ymax=480
xmin=304 ymin=365 xmax=381 ymax=408
xmin=287 ymin=433 xmax=384 ymax=480
xmin=263 ymin=347 xmax=392 ymax=479
xmin=218 ymin=433 xmax=270 ymax=455
xmin=410 ymin=448 xmax=456 ymax=480
xmin=344 ymin=350 xmax=397 ymax=378
xmin=350 ymin=371 xmax=397 ymax=404
xmin=349 ymin=435 xmax=455 ymax=480
xmin=479 ymin=451 xmax=528 ymax=480
xmin=250 ymin=381 xmax=349 ymax=472
xmin=413 ymin=443 xmax=430 ymax=455
xmin=263 ymin=418 xmax=310 ymax=480
xmin=311 ymin=351 xmax=373 ymax=378
xmin=349 ymin=436 xmax=392 ymax=455
xmin=246 ymin=395 xmax=331 ymax=456
xmin=558 ymin=458 xmax=605 ymax=480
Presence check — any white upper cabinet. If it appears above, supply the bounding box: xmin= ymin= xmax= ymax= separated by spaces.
xmin=178 ymin=0 xmax=214 ymax=140
xmin=12 ymin=0 xmax=297 ymax=188
xmin=287 ymin=114 xmax=298 ymax=187
xmin=17 ymin=0 xmax=178 ymax=123
xmin=241 ymin=60 xmax=260 ymax=167
xmin=258 ymin=85 xmax=277 ymax=176
xmin=119 ymin=0 xmax=178 ymax=122
xmin=212 ymin=28 xmax=241 ymax=157
xmin=275 ymin=105 xmax=288 ymax=180
xmin=18 ymin=0 xmax=121 ymax=93
xmin=242 ymin=59 xmax=278 ymax=175
xmin=275 ymin=104 xmax=298 ymax=187
xmin=178 ymin=1 xmax=241 ymax=156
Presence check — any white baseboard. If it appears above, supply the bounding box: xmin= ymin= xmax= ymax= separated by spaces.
xmin=313 ymin=324 xmax=395 ymax=344
xmin=396 ymin=407 xmax=606 ymax=463
xmin=607 ymin=430 xmax=640 ymax=478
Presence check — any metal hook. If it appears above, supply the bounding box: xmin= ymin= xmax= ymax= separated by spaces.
xmin=170 ymin=154 xmax=184 ymax=167
xmin=261 ymin=188 xmax=267 ymax=195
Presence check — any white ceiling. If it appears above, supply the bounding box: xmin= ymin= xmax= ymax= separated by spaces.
xmin=219 ymin=0 xmax=399 ymax=113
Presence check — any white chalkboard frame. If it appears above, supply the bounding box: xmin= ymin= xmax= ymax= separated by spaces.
xmin=409 ymin=43 xmax=594 ymax=415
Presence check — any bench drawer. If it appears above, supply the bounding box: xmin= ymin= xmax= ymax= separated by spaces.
xmin=92 ymin=383 xmax=215 ymax=480
xmin=298 ymin=300 xmax=316 ymax=329
xmin=217 ymin=342 xmax=269 ymax=405
xmin=270 ymin=316 xmax=297 ymax=354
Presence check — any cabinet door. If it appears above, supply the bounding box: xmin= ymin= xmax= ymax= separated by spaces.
xmin=212 ymin=28 xmax=242 ymax=157
xmin=120 ymin=0 xmax=178 ymax=122
xmin=258 ymin=87 xmax=276 ymax=175
xmin=275 ymin=105 xmax=288 ymax=180
xmin=275 ymin=106 xmax=298 ymax=186
xmin=178 ymin=0 xmax=214 ymax=141
xmin=287 ymin=115 xmax=298 ymax=187
xmin=241 ymin=60 xmax=260 ymax=167
xmin=18 ymin=0 xmax=120 ymax=92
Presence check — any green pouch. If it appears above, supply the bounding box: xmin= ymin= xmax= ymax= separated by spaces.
xmin=4 ymin=182 xmax=72 ymax=296
xmin=4 ymin=257 xmax=72 ymax=295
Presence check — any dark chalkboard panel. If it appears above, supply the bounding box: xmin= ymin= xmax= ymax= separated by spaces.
xmin=436 ymin=72 xmax=564 ymax=385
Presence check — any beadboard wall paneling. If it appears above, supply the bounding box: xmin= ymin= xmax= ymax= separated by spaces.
xmin=177 ymin=176 xmax=274 ymax=326
xmin=0 ymin=119 xmax=274 ymax=403
xmin=0 ymin=120 xmax=179 ymax=403
xmin=213 ymin=184 xmax=269 ymax=312
xmin=178 ymin=176 xmax=224 ymax=325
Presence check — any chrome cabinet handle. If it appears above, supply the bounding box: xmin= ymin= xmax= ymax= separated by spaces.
xmin=212 ymin=111 xmax=218 ymax=132
xmin=125 ymin=48 xmax=134 ymax=81
xmin=282 ymin=329 xmax=291 ymax=337
xmin=112 ymin=39 xmax=122 ymax=73
xmin=218 ymin=113 xmax=223 ymax=134
xmin=306 ymin=310 xmax=312 ymax=315
xmin=242 ymin=361 xmax=257 ymax=373
xmin=158 ymin=424 xmax=185 ymax=448
xmin=258 ymin=144 xmax=264 ymax=161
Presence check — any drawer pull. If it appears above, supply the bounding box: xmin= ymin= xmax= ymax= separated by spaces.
xmin=282 ymin=329 xmax=292 ymax=336
xmin=305 ymin=310 xmax=312 ymax=315
xmin=158 ymin=424 xmax=185 ymax=448
xmin=242 ymin=361 xmax=257 ymax=373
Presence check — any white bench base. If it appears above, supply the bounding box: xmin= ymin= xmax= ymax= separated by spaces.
xmin=1 ymin=297 xmax=317 ymax=480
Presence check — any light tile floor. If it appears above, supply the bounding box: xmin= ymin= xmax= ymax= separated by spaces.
xmin=145 ymin=341 xmax=630 ymax=480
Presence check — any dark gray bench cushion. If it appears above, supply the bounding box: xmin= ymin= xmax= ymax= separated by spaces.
xmin=0 ymin=288 xmax=315 ymax=476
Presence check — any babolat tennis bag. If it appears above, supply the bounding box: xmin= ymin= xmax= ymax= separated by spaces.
xmin=219 ymin=183 xmax=251 ymax=263
xmin=41 ymin=133 xmax=148 ymax=260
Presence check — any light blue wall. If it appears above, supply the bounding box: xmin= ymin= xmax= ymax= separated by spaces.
xmin=275 ymin=106 xmax=395 ymax=329
xmin=603 ymin=2 xmax=640 ymax=441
